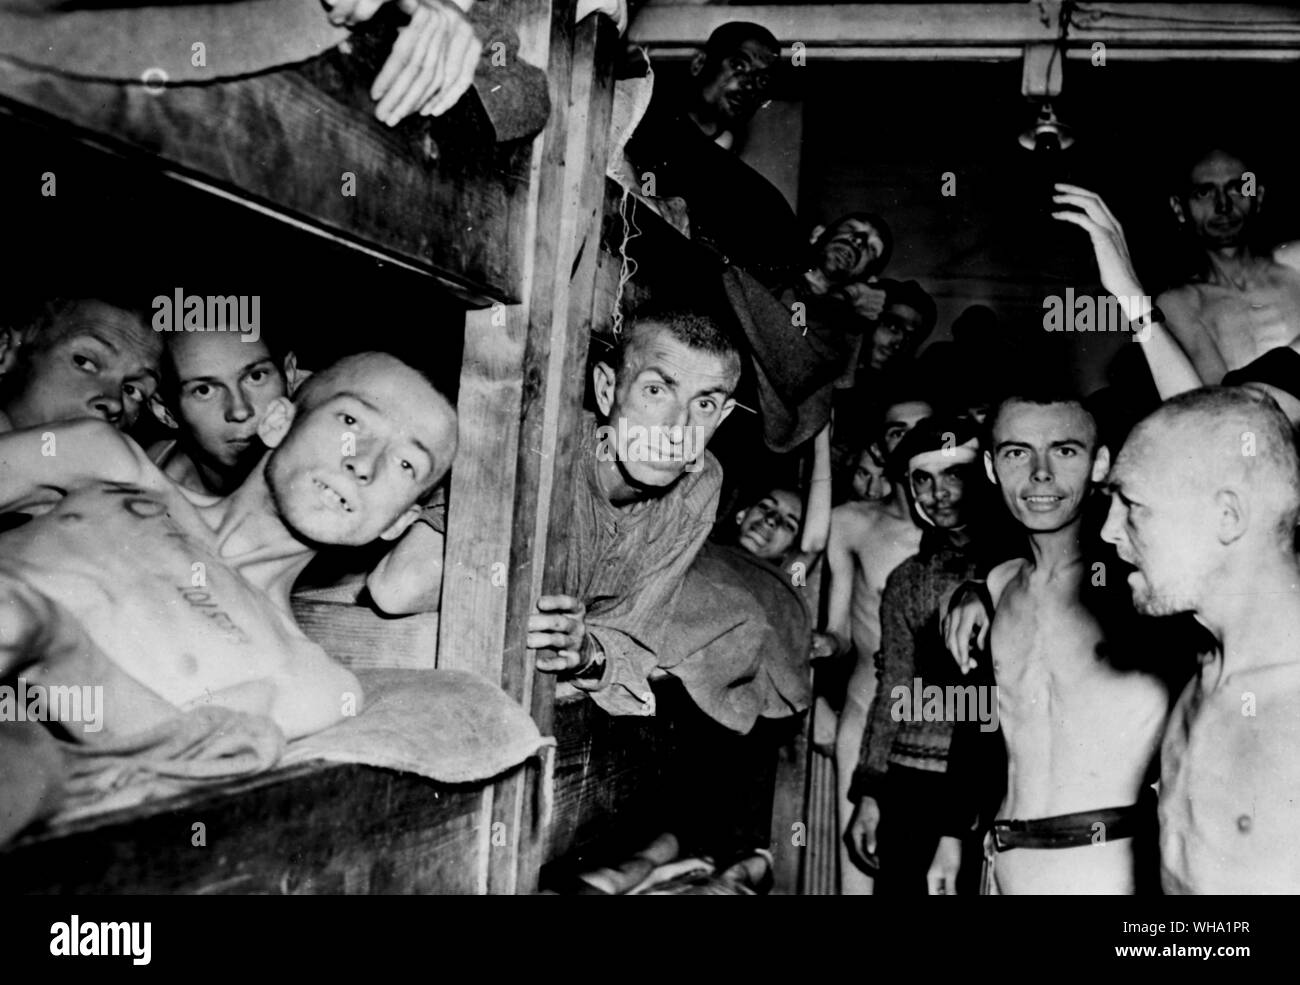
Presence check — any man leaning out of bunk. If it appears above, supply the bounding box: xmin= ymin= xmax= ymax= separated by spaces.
xmin=528 ymin=308 xmax=743 ymax=716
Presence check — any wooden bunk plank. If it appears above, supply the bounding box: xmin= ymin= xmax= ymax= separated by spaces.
xmin=0 ymin=763 xmax=493 ymax=895
xmin=490 ymin=10 xmax=619 ymax=895
xmin=0 ymin=23 xmax=535 ymax=306
xmin=292 ymin=598 xmax=440 ymax=671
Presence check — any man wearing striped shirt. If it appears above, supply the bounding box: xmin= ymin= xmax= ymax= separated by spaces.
xmin=528 ymin=309 xmax=742 ymax=716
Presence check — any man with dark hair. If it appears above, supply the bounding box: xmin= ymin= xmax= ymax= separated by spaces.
xmin=0 ymin=298 xmax=161 ymax=435
xmin=816 ymin=393 xmax=931 ymax=893
xmin=843 ymin=414 xmax=991 ymax=894
xmin=1102 ymin=387 xmax=1300 ymax=892
xmin=1158 ymin=146 xmax=1300 ymax=383
xmin=528 ymin=308 xmax=742 ymax=716
xmin=624 ymin=21 xmax=798 ymax=281
xmin=148 ymin=331 xmax=308 ymax=495
xmin=932 ymin=392 xmax=1171 ymax=894
xmin=832 ymin=279 xmax=938 ymax=473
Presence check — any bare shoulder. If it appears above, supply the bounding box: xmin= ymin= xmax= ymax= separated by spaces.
xmin=1273 ymin=241 xmax=1300 ymax=274
xmin=987 ymin=557 xmax=1029 ymax=608
xmin=830 ymin=500 xmax=880 ymax=537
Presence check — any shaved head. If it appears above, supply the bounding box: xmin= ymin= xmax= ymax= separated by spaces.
xmin=1103 ymin=387 xmax=1300 ymax=617
xmin=1132 ymin=387 xmax=1299 ymax=545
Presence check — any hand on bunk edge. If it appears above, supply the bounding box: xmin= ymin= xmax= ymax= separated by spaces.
xmin=372 ymin=0 xmax=483 ymax=125
xmin=529 ymin=595 xmax=592 ymax=673
xmin=1050 ymin=183 xmax=1146 ymax=303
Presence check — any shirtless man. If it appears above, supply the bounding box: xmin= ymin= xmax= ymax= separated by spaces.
xmin=1102 ymin=387 xmax=1300 ymax=893
xmin=0 ymin=298 xmax=161 ymax=434
xmin=932 ymin=394 xmax=1169 ymax=894
xmin=815 ymin=394 xmax=931 ymax=894
xmin=148 ymin=331 xmax=307 ymax=495
xmin=0 ymin=351 xmax=456 ymax=741
xmin=1159 ymin=148 xmax=1300 ymax=382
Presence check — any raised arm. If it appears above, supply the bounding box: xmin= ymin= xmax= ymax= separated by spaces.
xmin=0 ymin=419 xmax=152 ymax=514
xmin=1052 ymin=183 xmax=1205 ymax=399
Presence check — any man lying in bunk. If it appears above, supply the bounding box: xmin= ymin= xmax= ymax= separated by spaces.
xmin=147 ymin=329 xmax=308 ymax=496
xmin=624 ymin=21 xmax=799 ymax=282
xmin=145 ymin=329 xmax=446 ymax=614
xmin=0 ymin=351 xmax=457 ymax=741
xmin=527 ymin=308 xmax=741 ymax=716
xmin=0 ymin=297 xmax=161 ymax=436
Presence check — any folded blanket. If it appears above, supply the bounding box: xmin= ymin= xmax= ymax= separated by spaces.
xmin=283 ymin=668 xmax=553 ymax=788
xmin=53 ymin=706 xmax=286 ymax=823
xmin=661 ymin=543 xmax=812 ymax=734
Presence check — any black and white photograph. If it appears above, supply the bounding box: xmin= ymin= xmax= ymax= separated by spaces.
xmin=0 ymin=0 xmax=1293 ymax=959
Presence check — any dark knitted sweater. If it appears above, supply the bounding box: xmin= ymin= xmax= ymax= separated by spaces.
xmin=848 ymin=532 xmax=985 ymax=801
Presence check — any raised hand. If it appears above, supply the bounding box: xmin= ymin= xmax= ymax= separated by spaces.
xmin=1050 ymin=183 xmax=1145 ymax=303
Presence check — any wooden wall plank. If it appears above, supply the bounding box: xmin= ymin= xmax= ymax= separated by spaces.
xmin=1 ymin=764 xmax=492 ymax=895
xmin=0 ymin=18 xmax=535 ymax=305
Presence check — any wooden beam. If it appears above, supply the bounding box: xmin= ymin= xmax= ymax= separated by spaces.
xmin=630 ymin=4 xmax=1300 ymax=58
xmin=0 ymin=14 xmax=536 ymax=306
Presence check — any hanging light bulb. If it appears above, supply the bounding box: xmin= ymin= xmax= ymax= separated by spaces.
xmin=1018 ymin=101 xmax=1074 ymax=152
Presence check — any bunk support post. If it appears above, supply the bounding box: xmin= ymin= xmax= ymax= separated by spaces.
xmin=439 ymin=0 xmax=617 ymax=894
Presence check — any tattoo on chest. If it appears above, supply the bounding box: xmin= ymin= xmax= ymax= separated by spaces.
xmin=175 ymin=585 xmax=250 ymax=644
xmin=99 ymin=481 xmax=191 ymax=542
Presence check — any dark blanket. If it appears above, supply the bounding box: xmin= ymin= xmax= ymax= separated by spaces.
xmin=660 ymin=542 xmax=812 ymax=733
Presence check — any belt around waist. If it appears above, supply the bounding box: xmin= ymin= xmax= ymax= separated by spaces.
xmin=992 ymin=802 xmax=1148 ymax=851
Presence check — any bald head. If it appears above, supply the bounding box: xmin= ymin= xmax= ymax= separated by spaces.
xmin=1135 ymin=387 xmax=1298 ymax=542
xmin=266 ymin=352 xmax=457 ymax=546
xmin=1103 ymin=387 xmax=1300 ymax=617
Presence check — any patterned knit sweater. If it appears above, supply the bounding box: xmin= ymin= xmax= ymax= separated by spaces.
xmin=848 ymin=534 xmax=984 ymax=801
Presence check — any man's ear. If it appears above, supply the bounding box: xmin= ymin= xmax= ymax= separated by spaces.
xmin=984 ymin=449 xmax=997 ymax=485
xmin=283 ymin=351 xmax=313 ymax=398
xmin=689 ymin=51 xmax=707 ymax=78
xmin=868 ymin=441 xmax=886 ymax=467
xmin=1253 ymin=182 xmax=1267 ymax=212
xmin=593 ymin=361 xmax=617 ymax=417
xmin=1169 ymin=195 xmax=1187 ymax=225
xmin=0 ymin=326 xmax=21 ymax=379
xmin=718 ymin=396 xmax=737 ymax=425
xmin=257 ymin=395 xmax=296 ymax=448
xmin=379 ymin=505 xmax=420 ymax=542
xmin=1090 ymin=445 xmax=1111 ymax=484
xmin=148 ymin=394 xmax=179 ymax=431
xmin=1214 ymin=487 xmax=1248 ymax=546
xmin=735 ymin=509 xmax=746 ymax=527
xmin=808 ymin=224 xmax=826 ymax=247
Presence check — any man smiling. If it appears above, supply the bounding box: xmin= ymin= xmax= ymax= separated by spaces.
xmin=529 ymin=309 xmax=741 ymax=716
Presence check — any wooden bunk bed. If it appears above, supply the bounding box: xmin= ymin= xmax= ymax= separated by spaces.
xmin=0 ymin=0 xmax=813 ymax=895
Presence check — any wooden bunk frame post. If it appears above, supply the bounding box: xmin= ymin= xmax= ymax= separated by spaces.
xmin=439 ymin=0 xmax=618 ymax=894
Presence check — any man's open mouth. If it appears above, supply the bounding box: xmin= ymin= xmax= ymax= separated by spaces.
xmin=1023 ymin=494 xmax=1066 ymax=511
xmin=313 ymin=477 xmax=353 ymax=514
